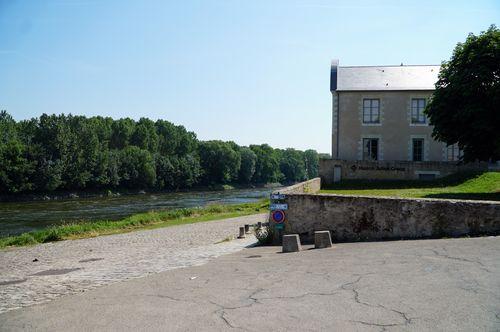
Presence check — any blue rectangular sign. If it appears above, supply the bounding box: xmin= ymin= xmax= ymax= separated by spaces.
xmin=270 ymin=194 xmax=286 ymax=200
xmin=270 ymin=203 xmax=288 ymax=211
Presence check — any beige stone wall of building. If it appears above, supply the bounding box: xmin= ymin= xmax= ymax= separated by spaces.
xmin=332 ymin=90 xmax=447 ymax=161
xmin=319 ymin=159 xmax=489 ymax=183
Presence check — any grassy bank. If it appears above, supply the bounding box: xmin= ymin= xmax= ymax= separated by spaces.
xmin=320 ymin=172 xmax=500 ymax=201
xmin=0 ymin=200 xmax=269 ymax=249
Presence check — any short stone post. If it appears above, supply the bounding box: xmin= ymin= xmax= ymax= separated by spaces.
xmin=244 ymin=224 xmax=251 ymax=234
xmin=282 ymin=234 xmax=302 ymax=253
xmin=314 ymin=231 xmax=332 ymax=249
xmin=238 ymin=227 xmax=245 ymax=239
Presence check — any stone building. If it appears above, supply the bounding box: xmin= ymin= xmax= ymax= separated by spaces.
xmin=330 ymin=60 xmax=463 ymax=162
xmin=321 ymin=60 xmax=485 ymax=182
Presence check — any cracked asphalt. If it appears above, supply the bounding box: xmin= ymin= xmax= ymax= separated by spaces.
xmin=1 ymin=236 xmax=499 ymax=331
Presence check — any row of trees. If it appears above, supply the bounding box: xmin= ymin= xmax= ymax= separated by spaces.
xmin=0 ymin=112 xmax=319 ymax=194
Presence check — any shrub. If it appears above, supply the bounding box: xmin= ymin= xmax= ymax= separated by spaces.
xmin=255 ymin=224 xmax=274 ymax=245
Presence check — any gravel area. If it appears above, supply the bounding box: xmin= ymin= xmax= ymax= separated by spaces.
xmin=0 ymin=213 xmax=266 ymax=314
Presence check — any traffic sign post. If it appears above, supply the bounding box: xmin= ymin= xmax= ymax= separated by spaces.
xmin=270 ymin=193 xmax=286 ymax=200
xmin=269 ymin=192 xmax=288 ymax=237
xmin=271 ymin=210 xmax=285 ymax=223
xmin=270 ymin=203 xmax=288 ymax=211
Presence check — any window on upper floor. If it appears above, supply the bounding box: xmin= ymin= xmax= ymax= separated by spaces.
xmin=411 ymin=98 xmax=427 ymax=124
xmin=362 ymin=99 xmax=380 ymax=124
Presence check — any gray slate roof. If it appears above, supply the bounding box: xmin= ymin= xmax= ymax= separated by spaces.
xmin=331 ymin=63 xmax=440 ymax=91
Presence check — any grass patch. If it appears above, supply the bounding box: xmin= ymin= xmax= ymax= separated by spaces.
xmin=320 ymin=171 xmax=500 ymax=201
xmin=0 ymin=200 xmax=269 ymax=249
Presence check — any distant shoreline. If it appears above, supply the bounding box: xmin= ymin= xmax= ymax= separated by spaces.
xmin=0 ymin=200 xmax=269 ymax=249
xmin=0 ymin=183 xmax=282 ymax=203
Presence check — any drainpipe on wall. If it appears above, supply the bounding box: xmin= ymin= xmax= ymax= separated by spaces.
xmin=336 ymin=91 xmax=340 ymax=159
xmin=330 ymin=59 xmax=340 ymax=159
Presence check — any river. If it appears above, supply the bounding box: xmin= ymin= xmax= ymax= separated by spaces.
xmin=0 ymin=188 xmax=274 ymax=237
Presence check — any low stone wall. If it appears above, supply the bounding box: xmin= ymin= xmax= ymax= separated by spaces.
xmin=276 ymin=178 xmax=321 ymax=195
xmin=320 ymin=159 xmax=489 ymax=184
xmin=272 ymin=179 xmax=500 ymax=243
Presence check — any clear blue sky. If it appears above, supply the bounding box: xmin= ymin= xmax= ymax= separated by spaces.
xmin=1 ymin=0 xmax=498 ymax=153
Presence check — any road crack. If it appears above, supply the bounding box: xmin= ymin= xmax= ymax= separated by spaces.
xmin=341 ymin=275 xmax=416 ymax=329
xmin=429 ymin=248 xmax=491 ymax=273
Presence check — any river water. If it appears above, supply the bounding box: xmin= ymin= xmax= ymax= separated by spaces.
xmin=0 ymin=188 xmax=273 ymax=237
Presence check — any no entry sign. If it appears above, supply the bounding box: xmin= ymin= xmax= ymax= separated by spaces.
xmin=271 ymin=210 xmax=285 ymax=224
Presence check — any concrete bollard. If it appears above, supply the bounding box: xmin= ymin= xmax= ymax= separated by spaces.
xmin=282 ymin=234 xmax=302 ymax=253
xmin=314 ymin=231 xmax=333 ymax=249
xmin=238 ymin=227 xmax=245 ymax=239
xmin=244 ymin=224 xmax=251 ymax=234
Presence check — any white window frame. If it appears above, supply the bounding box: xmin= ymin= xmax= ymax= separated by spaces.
xmin=408 ymin=96 xmax=430 ymax=127
xmin=362 ymin=99 xmax=380 ymax=124
xmin=446 ymin=144 xmax=463 ymax=161
xmin=362 ymin=138 xmax=379 ymax=161
xmin=408 ymin=135 xmax=429 ymax=161
xmin=411 ymin=98 xmax=427 ymax=124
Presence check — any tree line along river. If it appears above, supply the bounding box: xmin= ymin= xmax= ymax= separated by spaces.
xmin=0 ymin=188 xmax=274 ymax=237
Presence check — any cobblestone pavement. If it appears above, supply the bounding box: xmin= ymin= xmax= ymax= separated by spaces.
xmin=0 ymin=213 xmax=266 ymax=314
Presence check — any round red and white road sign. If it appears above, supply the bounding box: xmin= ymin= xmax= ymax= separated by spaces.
xmin=271 ymin=210 xmax=285 ymax=223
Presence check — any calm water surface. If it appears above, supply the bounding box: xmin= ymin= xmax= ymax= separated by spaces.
xmin=0 ymin=188 xmax=274 ymax=237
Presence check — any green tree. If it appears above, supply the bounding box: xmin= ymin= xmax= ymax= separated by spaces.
xmin=119 ymin=146 xmax=156 ymax=188
xmin=0 ymin=111 xmax=17 ymax=144
xmin=35 ymin=158 xmax=64 ymax=192
xmin=0 ymin=140 xmax=35 ymax=193
xmin=238 ymin=147 xmax=257 ymax=183
xmin=174 ymin=154 xmax=201 ymax=188
xmin=304 ymin=149 xmax=319 ymax=179
xmin=250 ymin=144 xmax=281 ymax=184
xmin=110 ymin=118 xmax=135 ymax=149
xmin=154 ymin=154 xmax=175 ymax=189
xmin=131 ymin=118 xmax=159 ymax=153
xmin=0 ymin=111 xmax=318 ymax=193
xmin=199 ymin=141 xmax=241 ymax=184
xmin=279 ymin=148 xmax=306 ymax=183
xmin=426 ymin=25 xmax=500 ymax=161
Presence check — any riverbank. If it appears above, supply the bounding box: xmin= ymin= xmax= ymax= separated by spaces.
xmin=0 ymin=187 xmax=275 ymax=237
xmin=0 ymin=200 xmax=268 ymax=249
xmin=0 ymin=213 xmax=265 ymax=314
xmin=0 ymin=183 xmax=281 ymax=203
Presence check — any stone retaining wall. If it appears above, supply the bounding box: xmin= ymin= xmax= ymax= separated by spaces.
xmin=272 ymin=179 xmax=500 ymax=243
xmin=276 ymin=178 xmax=321 ymax=195
xmin=320 ymin=159 xmax=489 ymax=184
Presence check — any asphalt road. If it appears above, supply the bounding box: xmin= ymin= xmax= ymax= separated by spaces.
xmin=1 ymin=236 xmax=499 ymax=331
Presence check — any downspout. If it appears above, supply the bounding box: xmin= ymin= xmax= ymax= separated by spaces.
xmin=336 ymin=91 xmax=340 ymax=159
xmin=330 ymin=59 xmax=340 ymax=159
